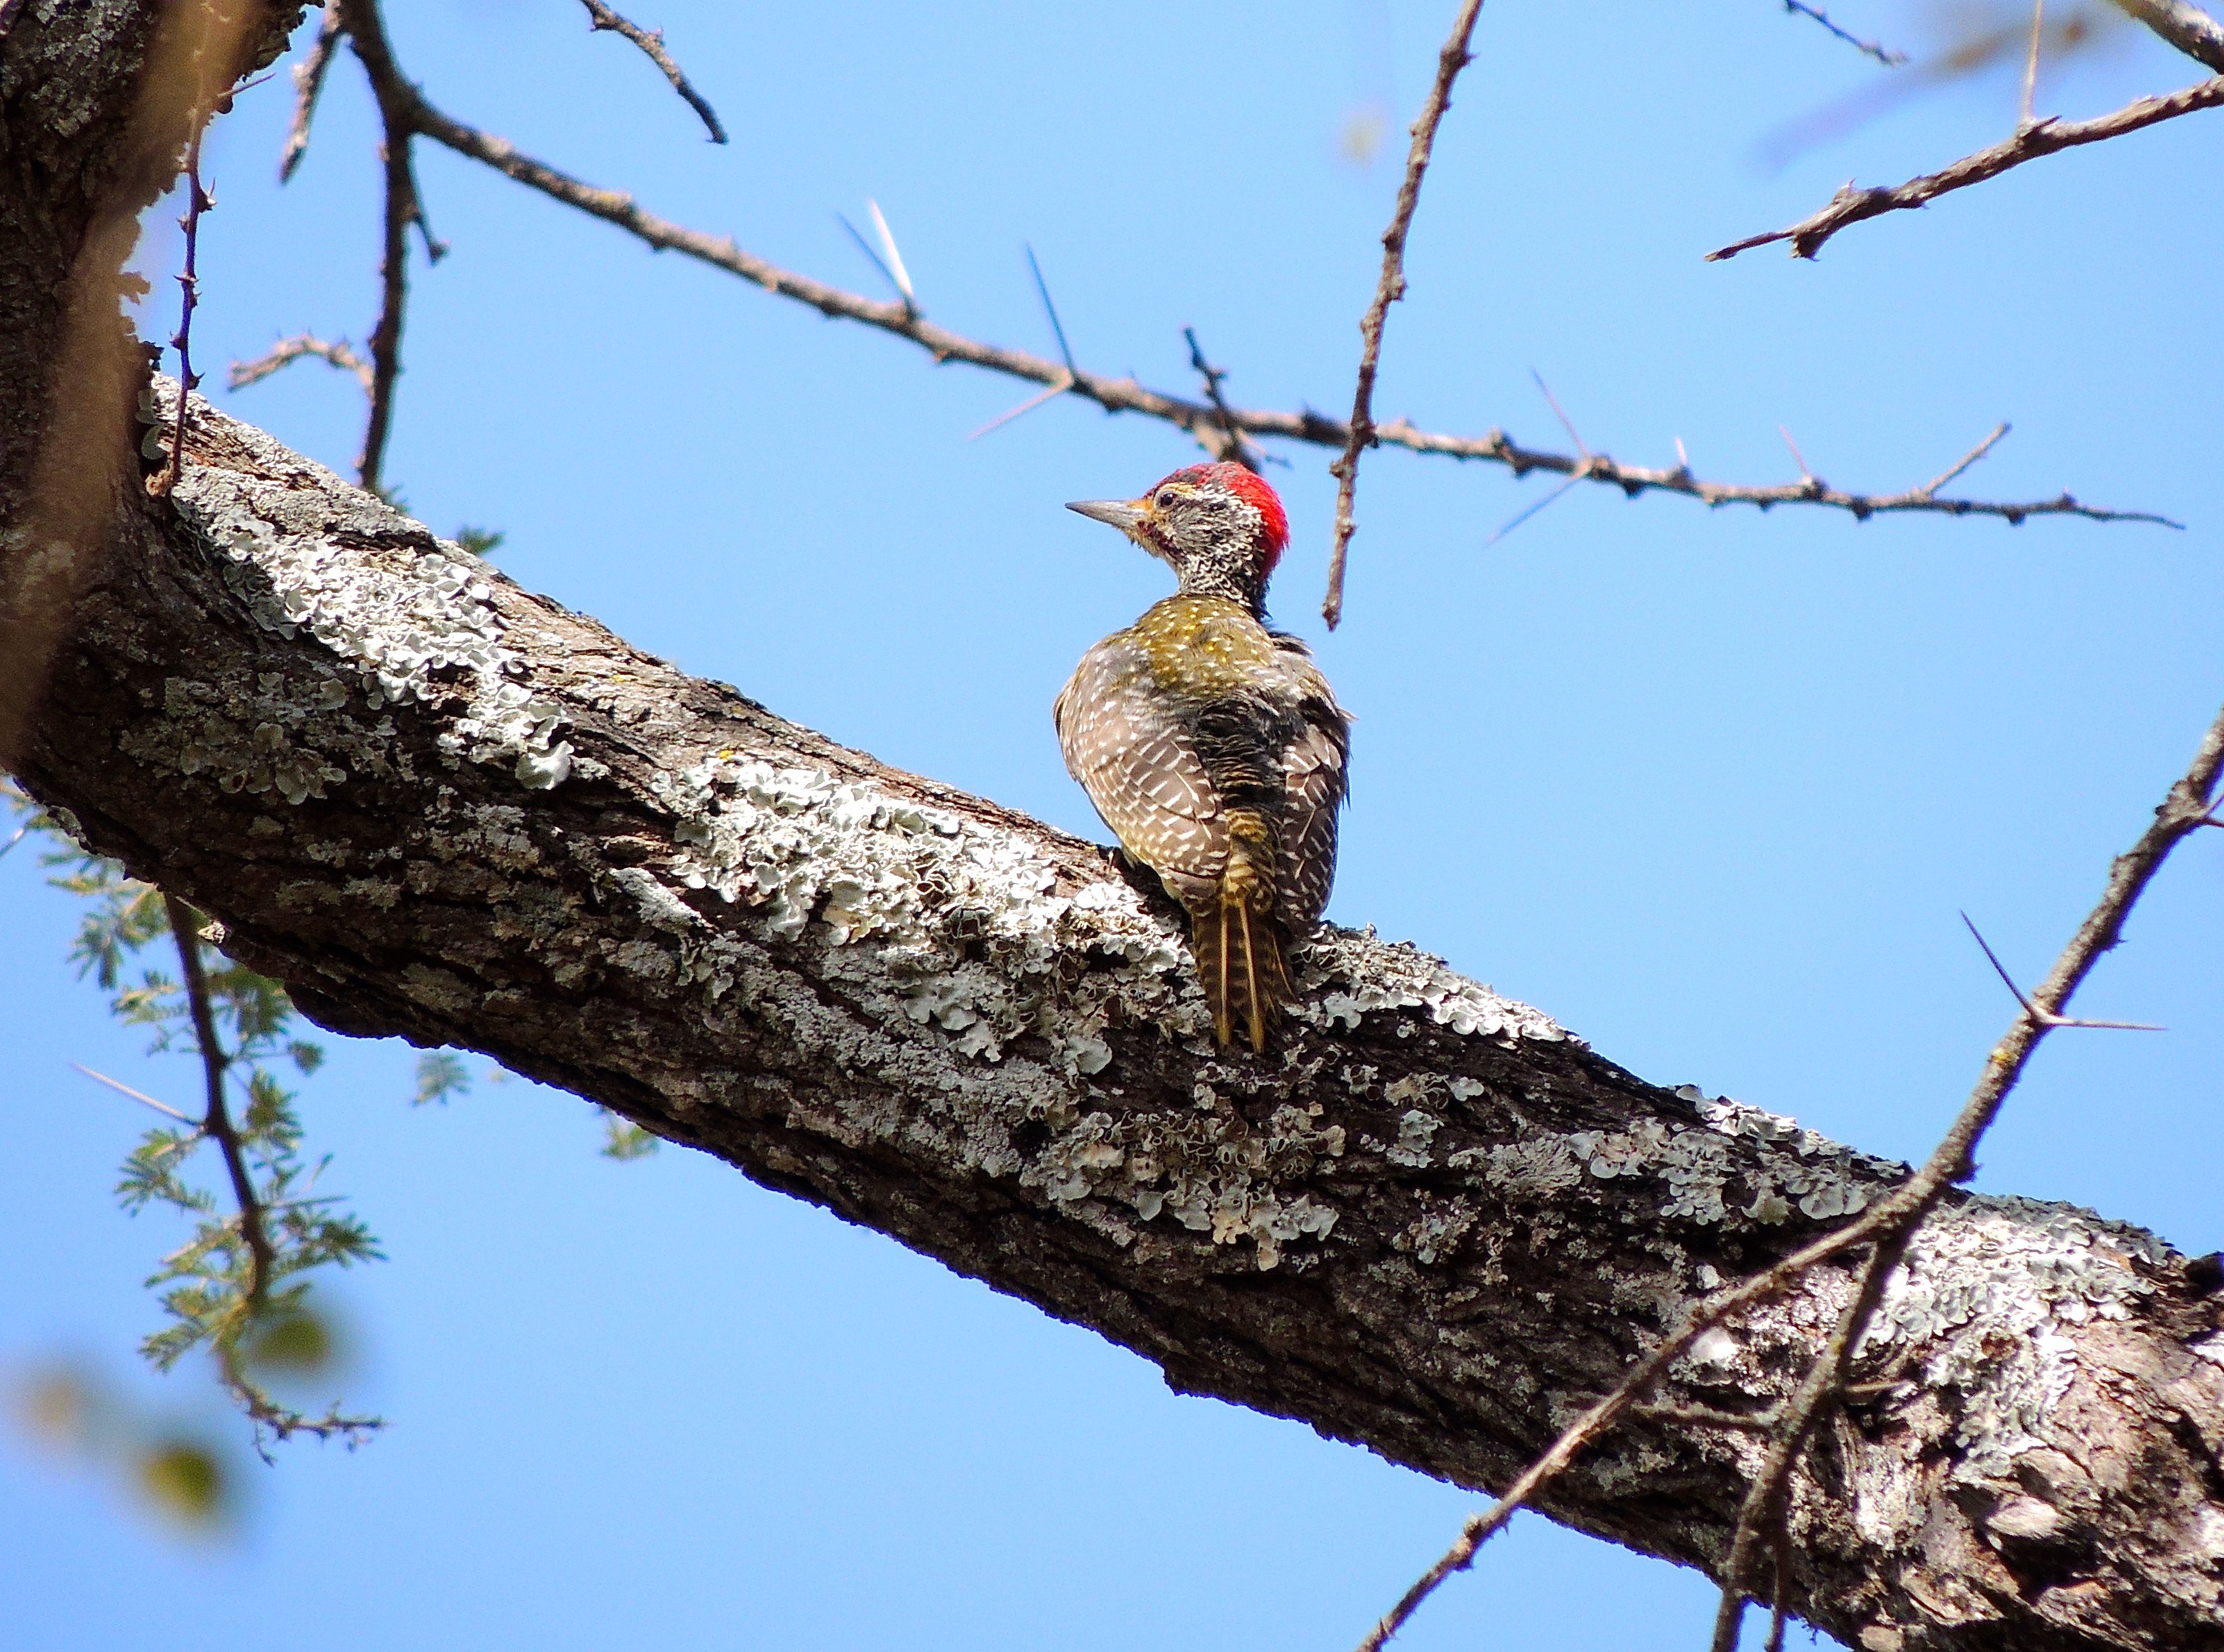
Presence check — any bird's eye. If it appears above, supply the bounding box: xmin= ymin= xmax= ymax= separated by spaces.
xmin=1154 ymin=489 xmax=1178 ymax=510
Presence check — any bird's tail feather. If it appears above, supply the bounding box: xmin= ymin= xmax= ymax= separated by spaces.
xmin=1189 ymin=821 xmax=1293 ymax=1052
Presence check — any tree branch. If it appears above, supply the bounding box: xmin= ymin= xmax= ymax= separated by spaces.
xmin=1709 ymin=73 xmax=2224 ymax=262
xmin=278 ymin=1 xmax=340 ymax=183
xmin=304 ymin=2 xmax=2171 ymax=543
xmin=228 ymin=331 xmax=376 ymax=395
xmin=1325 ymin=0 xmax=1485 ymax=630
xmin=578 ymin=0 xmax=726 ymax=144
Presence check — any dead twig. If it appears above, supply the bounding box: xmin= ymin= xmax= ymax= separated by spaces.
xmin=1710 ymin=73 xmax=2224 ymax=260
xmin=1781 ymin=0 xmax=1908 ymax=66
xmin=1184 ymin=326 xmax=1261 ymax=471
xmin=338 ymin=0 xmax=447 ymax=494
xmin=279 ymin=3 xmax=343 ymax=182
xmin=1325 ymin=0 xmax=1486 ymax=629
xmin=579 ymin=0 xmax=728 ymax=144
xmin=229 ymin=332 xmax=377 ymax=394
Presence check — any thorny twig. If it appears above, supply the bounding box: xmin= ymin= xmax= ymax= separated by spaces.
xmin=278 ymin=2 xmax=342 ymax=182
xmin=1709 ymin=73 xmax=2224 ymax=260
xmin=1356 ymin=693 xmax=2224 ymax=1651
xmin=1700 ymin=708 xmax=2224 ymax=1649
xmin=287 ymin=1 xmax=2175 ymax=548
xmin=1781 ymin=0 xmax=1908 ymax=66
xmin=579 ymin=0 xmax=727 ymax=144
xmin=148 ymin=127 xmax=211 ymax=500
xmin=1325 ymin=0 xmax=1486 ymax=630
xmin=1184 ymin=326 xmax=1260 ymax=471
xmin=229 ymin=332 xmax=376 ymax=394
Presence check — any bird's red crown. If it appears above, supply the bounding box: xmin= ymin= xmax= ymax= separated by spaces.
xmin=1158 ymin=463 xmax=1289 ymax=574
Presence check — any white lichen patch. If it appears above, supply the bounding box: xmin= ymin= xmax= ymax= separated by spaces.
xmin=143 ymin=383 xmax=575 ymax=797
xmin=1857 ymin=1193 xmax=2169 ymax=1479
xmin=1302 ymin=931 xmax=1568 ymax=1045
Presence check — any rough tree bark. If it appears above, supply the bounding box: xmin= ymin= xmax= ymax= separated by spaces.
xmin=5 ymin=7 xmax=2222 ymax=1650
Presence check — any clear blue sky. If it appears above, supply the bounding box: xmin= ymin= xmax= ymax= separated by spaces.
xmin=5 ymin=3 xmax=2220 ymax=1647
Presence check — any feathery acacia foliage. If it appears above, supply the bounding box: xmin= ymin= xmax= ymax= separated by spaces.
xmin=7 ymin=780 xmax=381 ymax=1453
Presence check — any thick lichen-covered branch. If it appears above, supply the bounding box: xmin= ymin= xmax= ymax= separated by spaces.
xmin=11 ymin=379 xmax=2221 ymax=1652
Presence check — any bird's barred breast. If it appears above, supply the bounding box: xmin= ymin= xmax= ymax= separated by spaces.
xmin=1054 ymin=631 xmax=1228 ymax=886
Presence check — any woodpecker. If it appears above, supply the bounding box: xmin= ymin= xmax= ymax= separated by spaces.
xmin=1057 ymin=463 xmax=1351 ymax=1052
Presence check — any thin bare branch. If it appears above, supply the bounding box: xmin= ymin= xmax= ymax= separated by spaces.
xmin=579 ymin=0 xmax=728 ymax=144
xmin=325 ymin=8 xmax=2175 ymax=539
xmin=1709 ymin=73 xmax=2224 ymax=261
xmin=1362 ymin=691 xmax=2224 ymax=1652
xmin=1482 ymin=470 xmax=1583 ymax=546
xmin=1777 ymin=423 xmax=1814 ymax=483
xmin=1626 ymin=1401 xmax=1779 ymax=1432
xmin=1325 ymin=0 xmax=1486 ymax=630
xmin=338 ymin=0 xmax=447 ymax=494
xmin=1184 ymin=326 xmax=1262 ymax=471
xmin=229 ymin=331 xmax=376 ymax=395
xmin=2109 ymin=0 xmax=2224 ymax=71
xmin=1780 ymin=0 xmax=1908 ymax=66
xmin=278 ymin=3 xmax=342 ymax=183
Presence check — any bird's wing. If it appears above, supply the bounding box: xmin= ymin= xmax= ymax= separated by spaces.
xmin=1055 ymin=640 xmax=1225 ymax=885
xmin=1271 ymin=640 xmax=1352 ymax=928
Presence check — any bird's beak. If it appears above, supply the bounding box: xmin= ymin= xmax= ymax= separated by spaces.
xmin=1066 ymin=497 xmax=1149 ymax=541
